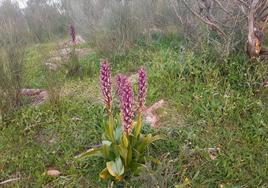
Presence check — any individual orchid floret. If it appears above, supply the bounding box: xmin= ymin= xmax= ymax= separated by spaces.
xmin=138 ymin=67 xmax=147 ymax=112
xmin=100 ymin=59 xmax=112 ymax=111
xmin=116 ymin=74 xmax=128 ymax=97
xmin=118 ymin=77 xmax=134 ymax=134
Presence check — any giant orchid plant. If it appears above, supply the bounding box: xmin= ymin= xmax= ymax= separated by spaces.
xmin=76 ymin=60 xmax=162 ymax=181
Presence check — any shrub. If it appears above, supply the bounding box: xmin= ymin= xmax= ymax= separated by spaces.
xmin=65 ymin=50 xmax=81 ymax=77
xmin=0 ymin=47 xmax=25 ymax=118
xmin=43 ymin=64 xmax=65 ymax=107
xmin=0 ymin=10 xmax=28 ymax=117
xmin=76 ymin=60 xmax=163 ymax=182
xmin=0 ymin=1 xmax=36 ymax=120
xmin=64 ymin=0 xmax=180 ymax=54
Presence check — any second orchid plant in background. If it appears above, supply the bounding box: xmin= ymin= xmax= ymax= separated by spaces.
xmin=70 ymin=24 xmax=76 ymax=44
xmin=66 ymin=24 xmax=81 ymax=77
xmin=76 ymin=59 xmax=163 ymax=181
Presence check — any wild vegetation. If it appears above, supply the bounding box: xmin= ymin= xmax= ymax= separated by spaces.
xmin=0 ymin=0 xmax=268 ymax=187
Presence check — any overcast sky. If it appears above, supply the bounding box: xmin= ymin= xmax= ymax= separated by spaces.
xmin=14 ymin=0 xmax=28 ymax=8
xmin=0 ymin=0 xmax=60 ymax=8
xmin=0 ymin=0 xmax=28 ymax=8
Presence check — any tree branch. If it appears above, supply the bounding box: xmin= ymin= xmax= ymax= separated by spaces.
xmin=213 ymin=0 xmax=232 ymax=15
xmin=181 ymin=0 xmax=226 ymax=37
xmin=236 ymin=0 xmax=250 ymax=8
xmin=171 ymin=0 xmax=183 ymax=24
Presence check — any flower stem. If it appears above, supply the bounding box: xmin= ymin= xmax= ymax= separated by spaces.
xmin=134 ymin=112 xmax=142 ymax=138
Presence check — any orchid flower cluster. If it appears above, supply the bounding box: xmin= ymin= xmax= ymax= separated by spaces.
xmin=69 ymin=24 xmax=76 ymax=44
xmin=100 ymin=60 xmax=147 ymax=135
xmin=76 ymin=59 xmax=162 ymax=181
xmin=67 ymin=24 xmax=81 ymax=77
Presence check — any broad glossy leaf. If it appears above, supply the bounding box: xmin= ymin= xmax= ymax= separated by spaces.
xmin=129 ymin=162 xmax=147 ymax=175
xmin=126 ymin=146 xmax=133 ymax=166
xmin=114 ymin=126 xmax=122 ymax=142
xmin=99 ymin=168 xmax=110 ymax=179
xmin=136 ymin=134 xmax=164 ymax=153
xmin=106 ymin=157 xmax=124 ymax=178
xmin=102 ymin=140 xmax=112 ymax=146
xmin=121 ymin=132 xmax=129 ymax=148
xmin=108 ymin=116 xmax=115 ymax=142
xmin=133 ymin=114 xmax=142 ymax=138
xmin=102 ymin=144 xmax=111 ymax=159
xmin=74 ymin=147 xmax=103 ymax=160
xmin=104 ymin=116 xmax=115 ymax=142
xmin=136 ymin=134 xmax=151 ymax=153
xmin=117 ymin=145 xmax=128 ymax=162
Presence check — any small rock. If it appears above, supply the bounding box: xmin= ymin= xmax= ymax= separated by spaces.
xmin=45 ymin=62 xmax=60 ymax=70
xmin=208 ymin=147 xmax=220 ymax=160
xmin=76 ymin=35 xmax=86 ymax=44
xmin=20 ymin=89 xmax=44 ymax=96
xmin=46 ymin=169 xmax=60 ymax=177
xmin=144 ymin=99 xmax=165 ymax=127
xmin=72 ymin=116 xmax=82 ymax=121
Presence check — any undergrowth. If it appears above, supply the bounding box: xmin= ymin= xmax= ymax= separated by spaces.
xmin=0 ymin=35 xmax=267 ymax=187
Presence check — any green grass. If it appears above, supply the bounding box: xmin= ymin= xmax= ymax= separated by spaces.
xmin=1 ymin=36 xmax=268 ymax=187
xmin=24 ymin=42 xmax=56 ymax=88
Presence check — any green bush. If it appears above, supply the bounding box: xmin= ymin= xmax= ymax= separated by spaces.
xmin=0 ymin=46 xmax=25 ymax=117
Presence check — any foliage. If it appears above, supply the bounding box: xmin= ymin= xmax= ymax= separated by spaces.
xmin=43 ymin=65 xmax=65 ymax=107
xmin=0 ymin=37 xmax=267 ymax=187
xmin=0 ymin=3 xmax=28 ymax=117
xmin=64 ymin=49 xmax=81 ymax=77
xmin=63 ymin=0 xmax=180 ymax=54
xmin=0 ymin=47 xmax=25 ymax=115
xmin=24 ymin=0 xmax=67 ymax=42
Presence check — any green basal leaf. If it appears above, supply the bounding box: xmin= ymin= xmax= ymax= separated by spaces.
xmin=136 ymin=134 xmax=165 ymax=153
xmin=99 ymin=168 xmax=111 ymax=179
xmin=117 ymin=145 xmax=128 ymax=162
xmin=133 ymin=148 xmax=141 ymax=160
xmin=114 ymin=126 xmax=122 ymax=142
xmin=129 ymin=162 xmax=147 ymax=175
xmin=104 ymin=116 xmax=116 ymax=142
xmin=126 ymin=146 xmax=133 ymax=166
xmin=106 ymin=157 xmax=124 ymax=179
xmin=102 ymin=143 xmax=111 ymax=159
xmin=121 ymin=132 xmax=129 ymax=148
xmin=136 ymin=135 xmax=150 ymax=153
xmin=108 ymin=115 xmax=115 ymax=142
xmin=74 ymin=147 xmax=103 ymax=160
xmin=115 ymin=157 xmax=125 ymax=175
xmin=102 ymin=140 xmax=112 ymax=146
xmin=133 ymin=113 xmax=142 ymax=138
xmin=104 ymin=124 xmax=111 ymax=140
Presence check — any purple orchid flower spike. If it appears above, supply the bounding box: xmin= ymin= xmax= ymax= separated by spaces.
xmin=100 ymin=59 xmax=112 ymax=111
xmin=70 ymin=24 xmax=76 ymax=44
xmin=117 ymin=76 xmax=134 ymax=134
xmin=138 ymin=67 xmax=147 ymax=112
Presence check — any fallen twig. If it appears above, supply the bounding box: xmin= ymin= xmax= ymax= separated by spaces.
xmin=0 ymin=177 xmax=20 ymax=185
